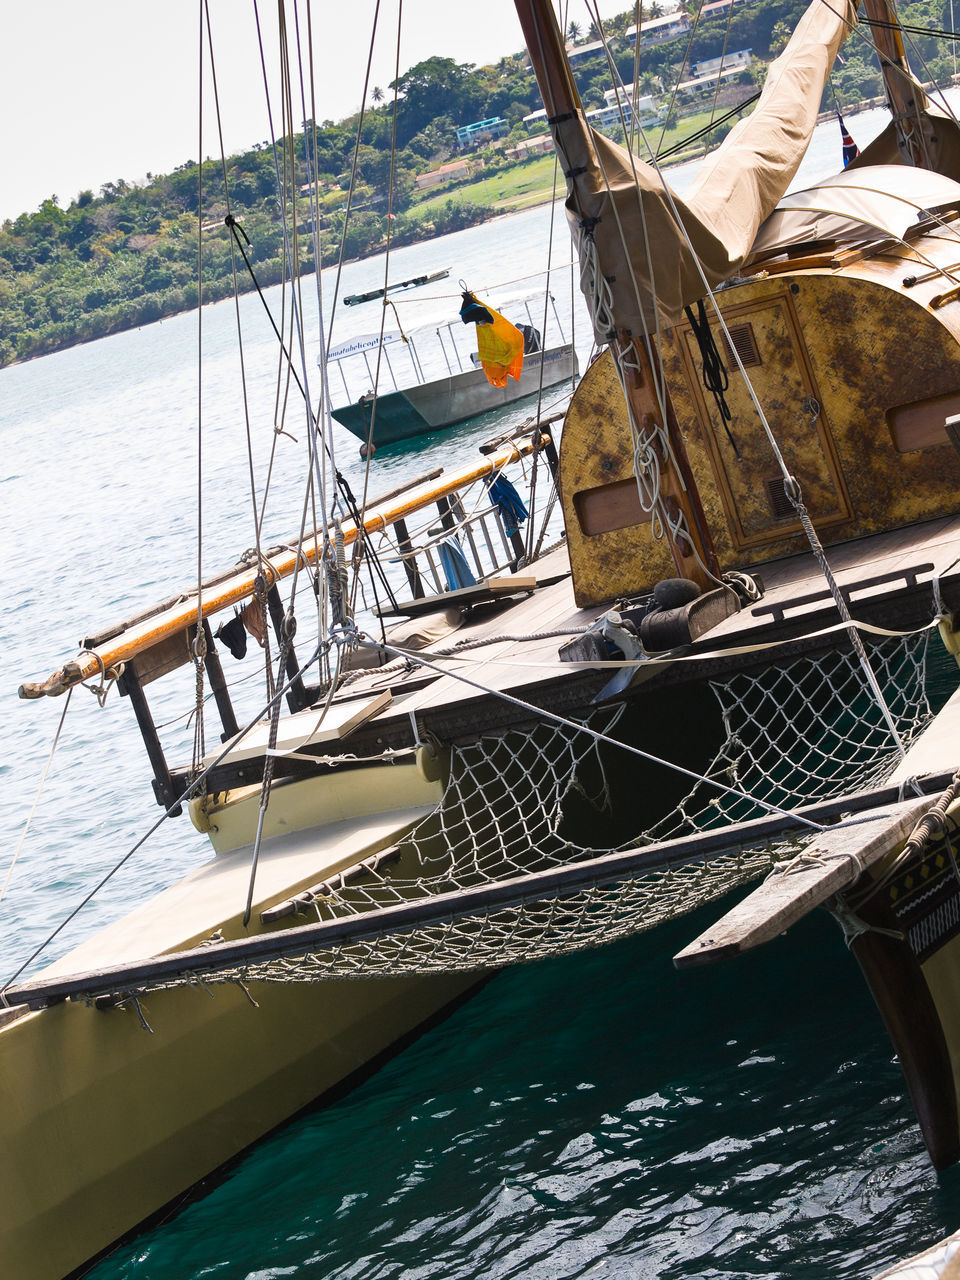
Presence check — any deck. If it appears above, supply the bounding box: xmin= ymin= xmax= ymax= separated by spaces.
xmin=187 ymin=513 xmax=960 ymax=794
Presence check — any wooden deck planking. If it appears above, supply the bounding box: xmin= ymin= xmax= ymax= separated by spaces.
xmin=338 ymin=514 xmax=960 ymax=731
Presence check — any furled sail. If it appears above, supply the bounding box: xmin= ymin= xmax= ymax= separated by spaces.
xmin=544 ymin=0 xmax=857 ymax=334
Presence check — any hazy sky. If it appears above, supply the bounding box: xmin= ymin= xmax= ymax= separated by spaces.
xmin=3 ymin=1 xmax=630 ymax=222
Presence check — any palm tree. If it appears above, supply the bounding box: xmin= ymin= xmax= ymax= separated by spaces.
xmin=371 ymin=85 xmax=384 ymax=104
xmin=566 ymin=20 xmax=582 ymax=44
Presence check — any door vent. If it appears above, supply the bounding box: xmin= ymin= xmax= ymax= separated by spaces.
xmin=765 ymin=476 xmax=796 ymax=521
xmin=721 ymin=323 xmax=761 ymax=369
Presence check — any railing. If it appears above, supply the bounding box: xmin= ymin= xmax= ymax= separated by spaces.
xmin=19 ymin=424 xmax=560 ymax=700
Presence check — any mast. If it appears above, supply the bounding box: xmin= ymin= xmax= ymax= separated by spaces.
xmin=514 ymin=0 xmax=720 ymax=589
xmin=862 ymin=0 xmax=931 ymax=168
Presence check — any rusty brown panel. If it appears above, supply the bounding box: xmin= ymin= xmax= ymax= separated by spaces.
xmin=559 ymin=352 xmax=676 ymax=607
xmin=794 ymin=273 xmax=960 ymax=530
xmin=668 ymin=286 xmax=854 ymax=553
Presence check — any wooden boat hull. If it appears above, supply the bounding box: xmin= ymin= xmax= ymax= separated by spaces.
xmin=332 ymin=344 xmax=579 ymax=445
xmin=847 ymin=798 xmax=960 ymax=1171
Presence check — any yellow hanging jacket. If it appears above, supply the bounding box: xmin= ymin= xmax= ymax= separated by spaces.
xmin=460 ymin=291 xmax=524 ymax=388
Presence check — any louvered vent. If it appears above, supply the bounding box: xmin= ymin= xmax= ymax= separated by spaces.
xmin=721 ymin=323 xmax=761 ymax=369
xmin=765 ymin=476 xmax=795 ymax=521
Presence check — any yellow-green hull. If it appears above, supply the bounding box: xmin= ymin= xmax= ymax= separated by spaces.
xmin=0 ymin=761 xmax=474 ymax=1280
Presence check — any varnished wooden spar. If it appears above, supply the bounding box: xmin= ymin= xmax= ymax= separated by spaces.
xmin=673 ymin=795 xmax=933 ymax=968
xmin=7 ymin=770 xmax=957 ymax=1011
xmin=17 ymin=441 xmax=539 ymax=700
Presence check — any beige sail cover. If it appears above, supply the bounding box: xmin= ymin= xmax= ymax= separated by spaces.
xmin=553 ymin=0 xmax=858 ymax=335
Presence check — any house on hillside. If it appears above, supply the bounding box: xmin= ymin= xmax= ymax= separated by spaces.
xmin=565 ymin=40 xmax=606 ymax=65
xmin=678 ymin=49 xmax=752 ymax=95
xmin=455 ymin=117 xmax=509 ymax=151
xmin=414 ymin=158 xmax=478 ymax=191
xmin=625 ymin=12 xmax=691 ymax=48
xmin=505 ymin=135 xmax=555 ymax=161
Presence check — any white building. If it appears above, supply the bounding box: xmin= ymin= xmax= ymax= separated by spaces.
xmin=625 ymin=13 xmax=691 ymax=47
xmin=691 ymin=49 xmax=752 ymax=79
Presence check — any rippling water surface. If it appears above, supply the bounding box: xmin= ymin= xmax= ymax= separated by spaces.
xmin=3 ymin=104 xmax=960 ymax=1278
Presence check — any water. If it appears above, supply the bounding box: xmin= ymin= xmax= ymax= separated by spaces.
xmin=3 ymin=106 xmax=960 ymax=1277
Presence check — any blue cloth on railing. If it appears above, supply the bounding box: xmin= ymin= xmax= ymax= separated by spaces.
xmin=486 ymin=474 xmax=529 ymax=538
xmin=438 ymin=538 xmax=477 ymax=591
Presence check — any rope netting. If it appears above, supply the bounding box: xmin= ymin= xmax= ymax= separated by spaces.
xmin=123 ymin=629 xmax=936 ymax=997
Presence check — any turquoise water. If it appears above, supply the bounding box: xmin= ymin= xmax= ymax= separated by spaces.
xmin=83 ymin=911 xmax=960 ymax=1279
xmin=3 ymin=107 xmax=960 ymax=1277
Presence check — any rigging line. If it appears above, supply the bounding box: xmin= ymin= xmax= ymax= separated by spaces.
xmin=319 ymin=1 xmax=382 ymax=360
xmin=0 ymin=690 xmax=74 ymax=928
xmin=707 ymin=0 xmax=739 ymax=135
xmin=360 ymin=635 xmax=827 ymax=833
xmin=583 ymin=1 xmax=718 ymax=586
xmin=571 ymin=3 xmax=908 ymax=742
xmin=204 ymin=1 xmax=268 ymax=621
xmin=356 ymin=1 xmax=400 ymax=537
xmin=286 ymin=0 xmax=335 ymax=620
xmin=281 ymin=3 xmax=332 ymax=566
xmin=629 ymin=0 xmax=642 ymax=152
xmin=222 ymin=217 xmax=375 ymax=590
xmin=653 ymin=0 xmax=705 ymax=158
xmin=816 ymin=0 xmax=960 ymax=136
xmin=654 ymin=93 xmax=761 ymax=162
xmin=347 ymin=1 xmax=403 ymax=640
xmin=633 ymin=206 xmax=910 ymax=758
xmin=301 ymin=3 xmax=340 ymax=626
xmin=525 ymin=107 xmax=568 ymax=562
xmin=865 ymin=17 xmax=960 ymax=39
xmin=193 ymin=0 xmax=208 ymax=773
xmin=253 ymin=2 xmax=333 ymax=552
xmin=0 ymin=640 xmax=332 ymax=999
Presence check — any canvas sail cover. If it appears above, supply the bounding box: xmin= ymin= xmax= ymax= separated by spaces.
xmin=553 ymin=0 xmax=858 ymax=335
xmin=749 ymin=163 xmax=960 ymax=259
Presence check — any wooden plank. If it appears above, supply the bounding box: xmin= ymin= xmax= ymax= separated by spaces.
xmin=673 ymin=795 xmax=932 ymax=969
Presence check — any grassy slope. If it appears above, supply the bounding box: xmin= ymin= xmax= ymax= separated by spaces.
xmin=409 ymin=111 xmax=724 ymax=217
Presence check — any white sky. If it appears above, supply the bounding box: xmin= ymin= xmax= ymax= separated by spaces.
xmin=2 ymin=1 xmax=630 ymax=222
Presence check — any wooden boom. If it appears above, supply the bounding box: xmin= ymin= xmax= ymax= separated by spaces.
xmin=18 ymin=440 xmax=540 ymax=700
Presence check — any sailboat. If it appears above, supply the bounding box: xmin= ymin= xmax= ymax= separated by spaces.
xmin=7 ymin=1 xmax=960 ymax=1276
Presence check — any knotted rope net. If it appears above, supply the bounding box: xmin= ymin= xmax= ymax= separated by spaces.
xmin=123 ymin=630 xmax=937 ymax=996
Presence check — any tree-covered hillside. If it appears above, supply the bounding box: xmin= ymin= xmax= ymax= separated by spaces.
xmin=0 ymin=0 xmax=954 ymax=368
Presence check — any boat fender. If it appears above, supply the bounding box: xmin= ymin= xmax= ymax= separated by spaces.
xmin=652 ymin=577 xmax=702 ymax=610
xmin=938 ymin=615 xmax=960 ymax=667
xmin=415 ymin=742 xmax=449 ymax=784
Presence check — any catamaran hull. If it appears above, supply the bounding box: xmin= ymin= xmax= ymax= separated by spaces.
xmin=0 ymin=762 xmax=483 ymax=1280
xmin=0 ymin=967 xmax=477 ymax=1280
xmin=332 ymin=344 xmax=579 ymax=446
xmin=846 ymin=798 xmax=960 ymax=1171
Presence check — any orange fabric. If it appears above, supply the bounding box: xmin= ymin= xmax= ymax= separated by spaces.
xmin=475 ymin=306 xmax=524 ymax=387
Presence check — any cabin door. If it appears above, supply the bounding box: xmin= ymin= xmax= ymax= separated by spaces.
xmin=676 ymin=290 xmax=853 ymax=553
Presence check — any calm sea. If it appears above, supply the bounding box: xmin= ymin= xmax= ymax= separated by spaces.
xmin=3 ymin=107 xmax=960 ymax=1278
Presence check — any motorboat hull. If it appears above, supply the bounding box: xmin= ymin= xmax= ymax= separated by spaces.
xmin=332 ymin=344 xmax=579 ymax=446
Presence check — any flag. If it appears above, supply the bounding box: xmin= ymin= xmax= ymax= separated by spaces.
xmin=459 ymin=290 xmax=524 ymax=388
xmin=837 ymin=109 xmax=860 ymax=167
